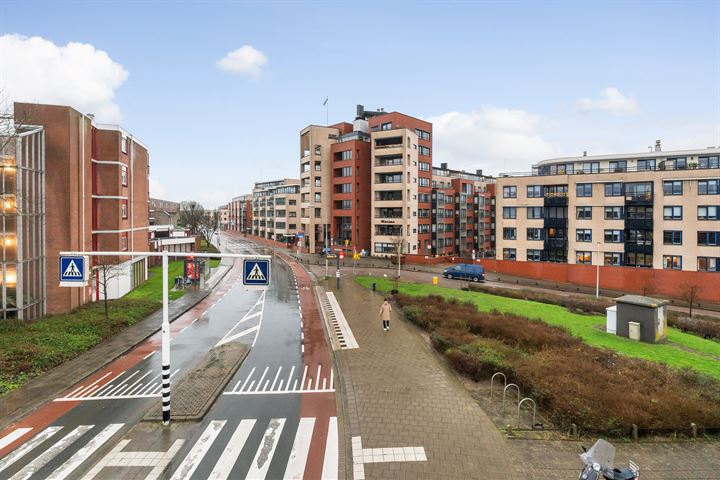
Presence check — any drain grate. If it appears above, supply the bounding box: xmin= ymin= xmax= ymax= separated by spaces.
xmin=323 ymin=292 xmax=358 ymax=350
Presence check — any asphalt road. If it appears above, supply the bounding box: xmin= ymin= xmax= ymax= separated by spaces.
xmin=0 ymin=235 xmax=338 ymax=479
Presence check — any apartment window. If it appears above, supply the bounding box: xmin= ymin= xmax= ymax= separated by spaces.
xmin=576 ymin=183 xmax=592 ymax=197
xmin=289 ymin=199 xmax=297 ymax=206
xmin=121 ymin=202 xmax=128 ymax=219
xmin=698 ymin=205 xmax=719 ymax=220
xmin=314 ymin=161 xmax=321 ymax=171
xmin=604 ymin=206 xmax=623 ymax=220
xmin=663 ymin=180 xmax=683 ymax=196
xmin=576 ymin=229 xmax=592 ymax=242
xmin=627 ymin=252 xmax=653 ymax=268
xmin=381 ymin=122 xmax=392 ymax=131
xmin=121 ymin=136 xmax=128 ymax=154
xmin=663 ymin=206 xmax=682 ymax=220
xmin=275 ymin=222 xmax=286 ymax=229
xmin=663 ymin=230 xmax=682 ymax=245
xmin=314 ymin=145 xmax=321 ymax=155
xmin=604 ymin=182 xmax=623 ymax=196
xmin=288 ymin=212 xmax=297 ymax=217
xmin=419 ymin=162 xmax=430 ymax=172
xmin=338 ymin=183 xmax=352 ymax=193
xmin=545 ymin=206 xmax=567 ymax=218
xmin=627 ymin=205 xmax=653 ymax=219
xmin=527 ymin=185 xmax=542 ymax=198
xmin=302 ymin=163 xmax=310 ymax=173
xmin=503 ymin=207 xmax=517 ymax=219
xmin=576 ymin=206 xmax=592 ymax=219
xmin=120 ymin=233 xmax=128 ymax=251
xmin=627 ymin=229 xmax=653 ymax=245
xmin=418 ymin=224 xmax=430 ymax=233
xmin=604 ymin=229 xmax=623 ymax=243
xmin=419 ymin=145 xmax=431 ymax=156
xmin=340 ymin=150 xmax=352 ymax=160
xmin=527 ymin=249 xmax=542 ymax=262
xmin=418 ymin=208 xmax=430 ymax=218
xmin=604 ymin=252 xmax=623 ymax=266
xmin=314 ymin=208 xmax=322 ymax=218
xmin=663 ymin=255 xmax=682 ymax=270
xmin=609 ymin=160 xmax=627 ymax=172
xmin=576 ymin=251 xmax=592 ymax=264
xmin=697 ymin=231 xmax=719 ymax=246
xmin=121 ymin=166 xmax=128 ymax=186
xmin=582 ymin=162 xmax=599 ymax=174
xmin=503 ymin=186 xmax=517 ymax=198
xmin=503 ymin=248 xmax=517 ymax=260
xmin=314 ymin=178 xmax=322 ymax=187
xmin=502 ymin=227 xmax=516 ymax=240
xmin=637 ymin=159 xmax=656 ymax=171
xmin=419 ymin=193 xmax=430 ymax=202
xmin=339 ymin=167 xmax=352 ymax=177
xmin=415 ymin=129 xmax=431 ymax=140
xmin=698 ymin=156 xmax=720 ymax=169
xmin=314 ymin=193 xmax=321 ymax=202
xmin=419 ymin=178 xmax=430 ymax=187
xmin=699 ymin=179 xmax=719 ymax=195
xmin=527 ymin=206 xmax=543 ymax=219
xmin=667 ymin=157 xmax=687 ymax=170
xmin=698 ymin=257 xmax=720 ymax=271
xmin=527 ymin=228 xmax=544 ymax=240
xmin=338 ymin=200 xmax=352 ymax=210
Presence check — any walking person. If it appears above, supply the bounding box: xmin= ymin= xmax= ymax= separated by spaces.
xmin=378 ymin=298 xmax=392 ymax=331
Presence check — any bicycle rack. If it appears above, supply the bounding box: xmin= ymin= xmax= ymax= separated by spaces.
xmin=502 ymin=383 xmax=520 ymax=414
xmin=517 ymin=397 xmax=537 ymax=428
xmin=489 ymin=372 xmax=507 ymax=400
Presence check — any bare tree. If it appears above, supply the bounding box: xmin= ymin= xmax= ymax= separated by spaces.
xmin=94 ymin=260 xmax=129 ymax=322
xmin=199 ymin=209 xmax=220 ymax=246
xmin=679 ymin=283 xmax=702 ymax=318
xmin=178 ymin=200 xmax=206 ymax=234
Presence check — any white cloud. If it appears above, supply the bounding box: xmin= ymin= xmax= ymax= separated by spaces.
xmin=0 ymin=34 xmax=128 ymax=122
xmin=426 ymin=106 xmax=557 ymax=175
xmin=216 ymin=45 xmax=267 ymax=78
xmin=578 ymin=87 xmax=639 ymax=114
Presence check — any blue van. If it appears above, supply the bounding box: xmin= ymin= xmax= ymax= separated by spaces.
xmin=442 ymin=263 xmax=485 ymax=282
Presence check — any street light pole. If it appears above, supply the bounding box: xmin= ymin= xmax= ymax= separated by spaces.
xmin=161 ymin=250 xmax=171 ymax=425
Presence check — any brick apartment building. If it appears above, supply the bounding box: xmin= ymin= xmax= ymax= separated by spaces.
xmin=496 ymin=144 xmax=720 ymax=272
xmin=8 ymin=102 xmax=150 ymax=317
xmin=149 ymin=198 xmax=180 ymax=226
xmin=431 ymin=164 xmax=496 ymax=258
xmin=228 ymin=194 xmax=252 ymax=233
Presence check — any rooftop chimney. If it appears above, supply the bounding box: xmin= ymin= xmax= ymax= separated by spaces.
xmin=655 ymin=140 xmax=662 ymax=152
xmin=583 ymin=151 xmax=587 ymax=157
xmin=476 ymin=169 xmax=483 ymax=177
xmin=355 ymin=104 xmax=365 ymax=120
xmin=440 ymin=162 xmax=448 ymax=169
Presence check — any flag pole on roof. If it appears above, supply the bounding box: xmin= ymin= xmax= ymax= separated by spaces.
xmin=323 ymin=96 xmax=328 ymax=125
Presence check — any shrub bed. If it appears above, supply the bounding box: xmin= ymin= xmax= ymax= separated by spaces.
xmin=669 ymin=316 xmax=720 ymax=340
xmin=395 ymin=293 xmax=720 ymax=435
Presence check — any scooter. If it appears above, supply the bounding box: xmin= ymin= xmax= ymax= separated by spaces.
xmin=578 ymin=439 xmax=639 ymax=480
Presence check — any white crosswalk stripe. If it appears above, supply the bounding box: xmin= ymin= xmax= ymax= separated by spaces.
xmin=0 ymin=428 xmax=33 ymax=454
xmin=224 ymin=364 xmax=334 ymax=395
xmin=54 ymin=368 xmax=180 ymax=401
xmin=0 ymin=417 xmax=338 ymax=480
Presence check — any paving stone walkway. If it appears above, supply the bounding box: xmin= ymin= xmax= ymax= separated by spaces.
xmin=323 ymin=273 xmax=518 ymax=480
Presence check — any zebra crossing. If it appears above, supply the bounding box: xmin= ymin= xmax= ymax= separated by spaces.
xmin=224 ymin=364 xmax=334 ymax=395
xmin=53 ymin=367 xmax=181 ymax=401
xmin=0 ymin=416 xmax=338 ymax=479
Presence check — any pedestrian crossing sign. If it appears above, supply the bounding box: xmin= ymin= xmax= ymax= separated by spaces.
xmin=59 ymin=255 xmax=89 ymax=286
xmin=243 ymin=258 xmax=270 ymax=288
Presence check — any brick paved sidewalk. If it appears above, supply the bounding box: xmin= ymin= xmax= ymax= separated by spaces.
xmin=323 ymin=272 xmax=518 ymax=480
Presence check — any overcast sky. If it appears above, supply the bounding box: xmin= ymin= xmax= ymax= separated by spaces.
xmin=1 ymin=1 xmax=718 ymax=207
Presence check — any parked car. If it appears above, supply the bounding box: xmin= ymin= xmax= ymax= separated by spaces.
xmin=442 ymin=263 xmax=485 ymax=282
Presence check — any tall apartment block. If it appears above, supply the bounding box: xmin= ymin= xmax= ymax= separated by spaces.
xmin=299 ymin=105 xmax=432 ymax=256
xmin=495 ymin=145 xmax=720 ymax=272
xmin=431 ymin=164 xmax=496 ymax=257
xmin=251 ymin=179 xmax=300 ymax=241
xmin=228 ymin=194 xmax=252 ymax=233
xmin=9 ymin=102 xmax=150 ymax=317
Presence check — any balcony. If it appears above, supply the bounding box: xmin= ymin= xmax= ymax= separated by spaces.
xmin=544 ymin=238 xmax=567 ymax=249
xmin=544 ymin=217 xmax=568 ymax=228
xmin=624 ymin=193 xmax=653 ymax=205
xmin=625 ymin=218 xmax=653 ymax=230
xmin=543 ymin=193 xmax=568 ymax=206
xmin=625 ymin=243 xmax=653 ymax=255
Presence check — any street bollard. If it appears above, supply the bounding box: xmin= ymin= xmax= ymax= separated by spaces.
xmin=371 ymin=282 xmax=376 ymax=291
xmin=632 ymin=424 xmax=638 ymax=441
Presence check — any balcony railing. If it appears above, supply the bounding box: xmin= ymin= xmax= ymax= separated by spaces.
xmin=544 ymin=217 xmax=568 ymax=228
xmin=624 ymin=243 xmax=653 ymax=255
xmin=624 ymin=193 xmax=654 ymax=205
xmin=625 ymin=218 xmax=653 ymax=230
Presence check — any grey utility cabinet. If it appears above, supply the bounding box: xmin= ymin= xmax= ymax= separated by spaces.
xmin=615 ymin=295 xmax=669 ymax=343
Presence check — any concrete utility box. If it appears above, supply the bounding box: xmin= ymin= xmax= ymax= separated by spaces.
xmin=615 ymin=295 xmax=669 ymax=343
xmin=606 ymin=306 xmax=617 ymax=334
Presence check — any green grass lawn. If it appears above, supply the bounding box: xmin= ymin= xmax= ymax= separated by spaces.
xmin=357 ymin=276 xmax=720 ymax=381
xmin=0 ymin=298 xmax=159 ymax=396
xmin=126 ymin=260 xmax=185 ymax=301
xmin=210 ymin=258 xmax=220 ymax=268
